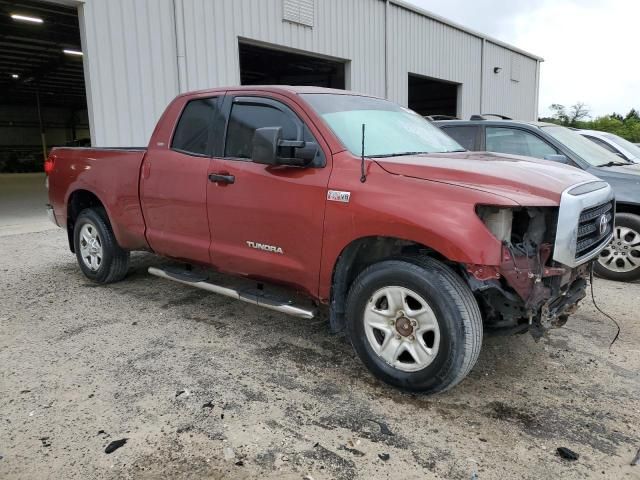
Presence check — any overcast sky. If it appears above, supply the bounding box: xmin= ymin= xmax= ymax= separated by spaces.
xmin=405 ymin=0 xmax=639 ymax=118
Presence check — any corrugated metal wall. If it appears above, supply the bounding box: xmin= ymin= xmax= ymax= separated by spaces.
xmin=386 ymin=3 xmax=483 ymax=118
xmin=482 ymin=42 xmax=539 ymax=120
xmin=178 ymin=0 xmax=386 ymax=95
xmin=80 ymin=0 xmax=179 ymax=146
xmin=79 ymin=0 xmax=540 ymax=147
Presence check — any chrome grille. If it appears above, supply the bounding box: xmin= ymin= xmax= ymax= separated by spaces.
xmin=576 ymin=201 xmax=613 ymax=259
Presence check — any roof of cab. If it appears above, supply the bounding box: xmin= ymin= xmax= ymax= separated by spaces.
xmin=177 ymin=85 xmax=377 ymax=99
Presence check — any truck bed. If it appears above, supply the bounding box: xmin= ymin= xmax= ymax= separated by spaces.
xmin=47 ymin=147 xmax=149 ymax=250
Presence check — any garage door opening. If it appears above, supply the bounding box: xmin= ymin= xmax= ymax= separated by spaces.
xmin=239 ymin=42 xmax=346 ymax=89
xmin=408 ymin=74 xmax=459 ymax=118
xmin=0 ymin=0 xmax=89 ymax=173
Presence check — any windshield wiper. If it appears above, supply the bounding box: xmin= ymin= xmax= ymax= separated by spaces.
xmin=599 ymin=161 xmax=632 ymax=167
xmin=369 ymin=151 xmax=431 ymax=158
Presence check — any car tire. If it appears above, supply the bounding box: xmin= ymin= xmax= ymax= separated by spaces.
xmin=73 ymin=208 xmax=130 ymax=283
xmin=594 ymin=212 xmax=640 ymax=282
xmin=345 ymin=256 xmax=482 ymax=394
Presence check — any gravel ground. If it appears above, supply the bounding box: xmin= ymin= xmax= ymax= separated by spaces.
xmin=1 ymin=229 xmax=639 ymax=480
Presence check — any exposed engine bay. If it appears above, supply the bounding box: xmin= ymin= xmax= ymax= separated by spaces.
xmin=466 ymin=206 xmax=590 ymax=339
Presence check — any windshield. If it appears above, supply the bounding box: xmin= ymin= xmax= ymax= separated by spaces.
xmin=301 ymin=94 xmax=463 ymax=157
xmin=604 ymin=132 xmax=640 ymax=159
xmin=542 ymin=125 xmax=629 ymax=167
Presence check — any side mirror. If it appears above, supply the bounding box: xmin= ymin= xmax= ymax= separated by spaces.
xmin=544 ymin=154 xmax=569 ymax=164
xmin=252 ymin=127 xmax=317 ymax=167
xmin=252 ymin=127 xmax=281 ymax=165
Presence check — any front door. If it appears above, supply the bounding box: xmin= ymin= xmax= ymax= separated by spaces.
xmin=207 ymin=94 xmax=332 ymax=296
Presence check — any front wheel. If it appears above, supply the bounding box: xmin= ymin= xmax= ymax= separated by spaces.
xmin=345 ymin=257 xmax=482 ymax=394
xmin=594 ymin=213 xmax=640 ymax=282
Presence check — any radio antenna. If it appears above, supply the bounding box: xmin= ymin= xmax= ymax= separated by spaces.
xmin=360 ymin=123 xmax=367 ymax=183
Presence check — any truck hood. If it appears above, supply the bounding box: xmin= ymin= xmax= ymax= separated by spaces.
xmin=375 ymin=151 xmax=598 ymax=206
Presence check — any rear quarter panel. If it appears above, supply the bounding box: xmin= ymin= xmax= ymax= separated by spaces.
xmin=48 ymin=148 xmax=148 ymax=250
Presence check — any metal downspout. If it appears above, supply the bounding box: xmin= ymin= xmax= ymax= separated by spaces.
xmin=173 ymin=0 xmax=188 ymax=93
xmin=384 ymin=0 xmax=389 ymax=99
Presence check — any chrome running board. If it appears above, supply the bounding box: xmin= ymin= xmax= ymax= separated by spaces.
xmin=148 ymin=266 xmax=315 ymax=319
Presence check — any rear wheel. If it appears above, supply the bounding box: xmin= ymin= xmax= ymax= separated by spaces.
xmin=73 ymin=208 xmax=129 ymax=283
xmin=345 ymin=256 xmax=482 ymax=394
xmin=595 ymin=213 xmax=640 ymax=282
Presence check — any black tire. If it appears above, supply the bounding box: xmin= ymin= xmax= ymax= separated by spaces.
xmin=594 ymin=212 xmax=640 ymax=282
xmin=345 ymin=256 xmax=482 ymax=394
xmin=73 ymin=208 xmax=130 ymax=283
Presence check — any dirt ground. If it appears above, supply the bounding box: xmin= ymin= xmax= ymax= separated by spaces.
xmin=1 ymin=229 xmax=639 ymax=480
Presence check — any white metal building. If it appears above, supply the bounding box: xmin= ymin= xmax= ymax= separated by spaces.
xmin=54 ymin=0 xmax=542 ymax=147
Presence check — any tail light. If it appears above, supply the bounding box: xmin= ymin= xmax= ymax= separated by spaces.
xmin=44 ymin=155 xmax=55 ymax=175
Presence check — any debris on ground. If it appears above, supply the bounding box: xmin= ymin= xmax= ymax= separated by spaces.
xmin=338 ymin=444 xmax=365 ymax=457
xmin=202 ymin=400 xmax=214 ymax=409
xmin=346 ymin=437 xmax=361 ymax=448
xmin=97 ymin=430 xmax=107 ymax=436
xmin=223 ymin=447 xmax=235 ymax=461
xmin=175 ymin=389 xmax=190 ymax=398
xmin=234 ymin=460 xmax=244 ymax=466
xmin=468 ymin=457 xmax=480 ymax=479
xmin=367 ymin=419 xmax=394 ymax=436
xmin=378 ymin=453 xmax=390 ymax=461
xmin=104 ymin=438 xmax=128 ymax=454
xmin=631 ymin=448 xmax=640 ymax=466
xmin=556 ymin=447 xmax=579 ymax=461
xmin=39 ymin=437 xmax=51 ymax=448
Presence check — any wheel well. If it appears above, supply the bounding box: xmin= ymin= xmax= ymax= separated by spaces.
xmin=616 ymin=203 xmax=640 ymax=216
xmin=328 ymin=236 xmax=448 ymax=333
xmin=66 ymin=190 xmax=105 ymax=252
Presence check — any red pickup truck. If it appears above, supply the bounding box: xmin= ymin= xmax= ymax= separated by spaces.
xmin=46 ymin=86 xmax=614 ymax=393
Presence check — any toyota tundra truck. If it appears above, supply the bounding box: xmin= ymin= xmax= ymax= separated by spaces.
xmin=45 ymin=86 xmax=614 ymax=394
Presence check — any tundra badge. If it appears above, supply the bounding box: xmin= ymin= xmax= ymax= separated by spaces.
xmin=327 ymin=190 xmax=351 ymax=203
xmin=246 ymin=241 xmax=284 ymax=254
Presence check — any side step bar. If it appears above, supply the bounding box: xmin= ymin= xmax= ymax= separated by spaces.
xmin=148 ymin=267 xmax=315 ymax=319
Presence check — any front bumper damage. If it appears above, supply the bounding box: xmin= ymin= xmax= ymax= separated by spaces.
xmin=466 ymin=246 xmax=590 ymax=339
xmin=466 ymin=180 xmax=614 ymax=339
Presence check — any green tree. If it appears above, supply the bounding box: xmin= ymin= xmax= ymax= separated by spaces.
xmin=625 ymin=108 xmax=640 ymax=122
xmin=545 ymin=103 xmax=640 ymax=142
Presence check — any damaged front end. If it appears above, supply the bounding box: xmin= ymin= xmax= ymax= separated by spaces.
xmin=466 ymin=187 xmax=613 ymax=339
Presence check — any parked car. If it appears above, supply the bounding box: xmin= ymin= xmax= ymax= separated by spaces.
xmin=436 ymin=118 xmax=640 ymax=281
xmin=579 ymin=130 xmax=640 ymax=164
xmin=46 ymin=87 xmax=612 ymax=393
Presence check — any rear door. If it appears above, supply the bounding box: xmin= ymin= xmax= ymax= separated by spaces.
xmin=207 ymin=93 xmax=331 ymax=296
xmin=141 ymin=95 xmax=225 ymax=264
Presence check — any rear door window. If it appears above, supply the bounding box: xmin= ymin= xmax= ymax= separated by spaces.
xmin=440 ymin=125 xmax=478 ymax=150
xmin=171 ymin=97 xmax=223 ymax=156
xmin=486 ymin=127 xmax=557 ymax=159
